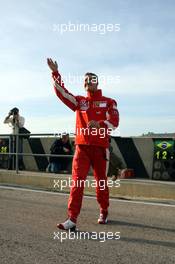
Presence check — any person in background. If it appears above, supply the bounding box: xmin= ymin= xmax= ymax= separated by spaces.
xmin=3 ymin=107 xmax=25 ymax=170
xmin=107 ymin=140 xmax=124 ymax=181
xmin=47 ymin=134 xmax=72 ymax=173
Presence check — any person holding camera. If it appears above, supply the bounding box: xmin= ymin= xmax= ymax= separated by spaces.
xmin=4 ymin=107 xmax=25 ymax=170
xmin=4 ymin=107 xmax=25 ymax=134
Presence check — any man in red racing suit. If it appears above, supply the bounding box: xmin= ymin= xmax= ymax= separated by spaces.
xmin=47 ymin=58 xmax=119 ymax=230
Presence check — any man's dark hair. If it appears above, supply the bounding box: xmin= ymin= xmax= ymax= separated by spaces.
xmin=85 ymin=72 xmax=98 ymax=84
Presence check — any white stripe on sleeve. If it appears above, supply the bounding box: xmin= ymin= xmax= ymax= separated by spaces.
xmin=54 ymin=81 xmax=78 ymax=106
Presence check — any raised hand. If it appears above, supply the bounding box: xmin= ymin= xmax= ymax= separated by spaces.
xmin=47 ymin=58 xmax=58 ymax=72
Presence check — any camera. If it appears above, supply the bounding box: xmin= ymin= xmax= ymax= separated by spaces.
xmin=10 ymin=107 xmax=19 ymax=115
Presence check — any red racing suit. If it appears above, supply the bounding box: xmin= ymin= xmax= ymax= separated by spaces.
xmin=52 ymin=70 xmax=119 ymax=222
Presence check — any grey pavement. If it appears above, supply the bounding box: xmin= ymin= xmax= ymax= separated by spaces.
xmin=0 ymin=186 xmax=175 ymax=264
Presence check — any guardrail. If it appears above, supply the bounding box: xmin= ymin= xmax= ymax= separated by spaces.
xmin=0 ymin=133 xmax=74 ymax=174
xmin=1 ymin=133 xmax=175 ymax=180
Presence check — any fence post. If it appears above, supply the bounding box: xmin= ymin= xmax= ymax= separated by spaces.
xmin=15 ymin=133 xmax=19 ymax=174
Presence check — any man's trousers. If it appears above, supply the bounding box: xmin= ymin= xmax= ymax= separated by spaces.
xmin=68 ymin=145 xmax=109 ymax=222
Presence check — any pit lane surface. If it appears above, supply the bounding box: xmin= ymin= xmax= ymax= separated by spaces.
xmin=0 ymin=186 xmax=175 ymax=264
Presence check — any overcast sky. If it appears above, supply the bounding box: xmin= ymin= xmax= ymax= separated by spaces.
xmin=0 ymin=0 xmax=175 ymax=136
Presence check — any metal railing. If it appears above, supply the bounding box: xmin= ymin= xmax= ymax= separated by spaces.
xmin=0 ymin=133 xmax=74 ymax=174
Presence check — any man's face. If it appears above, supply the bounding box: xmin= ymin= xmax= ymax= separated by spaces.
xmin=84 ymin=74 xmax=98 ymax=92
xmin=13 ymin=111 xmax=19 ymax=118
xmin=62 ymin=135 xmax=69 ymax=143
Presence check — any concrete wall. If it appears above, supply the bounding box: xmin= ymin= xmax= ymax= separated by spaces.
xmin=1 ymin=136 xmax=175 ymax=180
